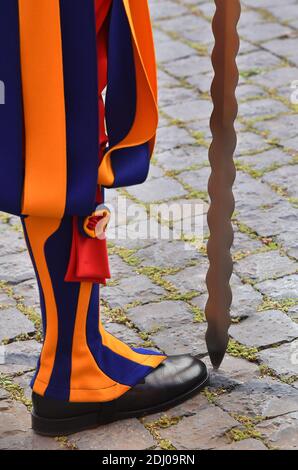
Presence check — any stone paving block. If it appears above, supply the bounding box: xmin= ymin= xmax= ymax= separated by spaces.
xmin=238 ymin=201 xmax=297 ymax=239
xmin=0 ymin=364 xmax=34 ymax=376
xmin=137 ymin=240 xmax=198 ymax=268
xmin=236 ymin=84 xmax=266 ymax=101
xmin=159 ymin=406 xmax=238 ymax=450
xmin=237 ymin=50 xmax=281 ymax=71
xmin=164 ymin=261 xmax=209 ymax=294
xmin=254 ymin=113 xmax=298 ymax=141
xmin=258 ymin=340 xmax=298 ymax=377
xmin=150 ymin=0 xmax=188 ymax=20
xmin=71 ymin=419 xmax=155 ymax=450
xmin=157 ymin=68 xmax=180 ymax=88
xmin=196 ymin=0 xmax=216 ymax=17
xmin=182 ymin=25 xmax=214 ymax=46
xmin=142 ymin=392 xmax=210 ymax=423
xmin=158 ymin=14 xmax=210 ymax=34
xmin=252 ymin=66 xmax=298 ymax=90
xmin=103 ymin=321 xmax=143 ymax=347
xmin=163 ymin=99 xmax=213 ymax=123
xmin=179 ymin=166 xmax=210 ymax=193
xmin=234 ymin=251 xmax=297 ymax=282
xmin=126 ymin=176 xmax=187 ymax=203
xmin=147 ymin=165 xmax=165 ymax=181
xmin=240 ymin=22 xmax=292 ymax=43
xmin=235 ymin=131 xmax=270 ymax=156
xmin=230 ymin=310 xmax=298 ymax=348
xmin=217 ymin=438 xmax=268 ymax=450
xmin=0 ymin=432 xmax=63 ymax=450
xmin=204 ymin=354 xmax=260 ymax=386
xmin=156 ymin=125 xmax=196 ymax=153
xmin=232 ymin=229 xmax=263 ymax=256
xmin=237 ymin=148 xmax=292 ymax=172
xmin=192 ymin=279 xmax=263 ymax=319
xmin=3 ymin=340 xmax=41 ymax=368
xmin=265 ymin=3 xmax=298 ymax=22
xmin=187 ymin=71 xmax=213 ymax=94
xmin=239 ymin=40 xmax=258 ymax=55
xmin=243 ymin=0 xmax=296 ymax=7
xmin=110 ymin=234 xmax=156 ymax=251
xmin=255 ymin=274 xmax=298 ymax=299
xmin=108 ymin=254 xmax=135 ymax=280
xmin=215 ymin=379 xmax=298 ymax=419
xmin=239 ymin=99 xmax=288 ymax=119
xmin=234 ymin=171 xmax=282 ymax=214
xmin=158 ymin=86 xmax=195 ymax=107
xmin=277 ymin=228 xmax=298 ymax=261
xmin=155 ymin=146 xmax=208 ymax=171
xmin=283 ymin=135 xmax=298 ymax=150
xmin=262 ymin=165 xmax=298 ymax=199
xmin=156 ymin=39 xmax=195 ymax=64
xmin=263 ymin=38 xmax=298 ymax=67
xmin=0 ymin=228 xmax=26 ymax=257
xmin=189 ymin=113 xmax=214 ymax=131
xmin=255 ymin=412 xmax=298 ymax=450
xmin=14 ymin=279 xmax=40 ymax=311
xmin=0 ymin=389 xmax=9 ymax=400
xmin=151 ymin=322 xmax=207 ymax=356
xmin=127 ymin=300 xmax=194 ymax=332
xmin=238 ymin=9 xmax=267 ymax=28
xmin=0 ymin=308 xmax=35 ymax=343
xmin=13 ymin=371 xmax=35 ymax=400
xmin=287 ymin=304 xmax=298 ymax=322
xmin=164 ymin=55 xmax=212 ymax=78
xmin=0 ymin=400 xmax=30 ymax=437
xmin=0 ymin=292 xmax=16 ymax=309
xmin=0 ymin=252 xmax=34 ymax=284
xmin=101 ymin=275 xmax=165 ymax=309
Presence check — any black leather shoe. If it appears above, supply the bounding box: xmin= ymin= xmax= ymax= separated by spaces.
xmin=31 ymin=355 xmax=209 ymax=436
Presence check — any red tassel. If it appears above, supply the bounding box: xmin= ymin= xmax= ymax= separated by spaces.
xmin=65 ymin=216 xmax=111 ymax=284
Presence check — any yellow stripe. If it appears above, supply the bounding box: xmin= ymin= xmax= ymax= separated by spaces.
xmin=18 ymin=0 xmax=67 ymax=218
xmin=24 ymin=216 xmax=61 ymax=396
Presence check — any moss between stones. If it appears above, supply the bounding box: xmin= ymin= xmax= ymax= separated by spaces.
xmin=228 ymin=427 xmax=262 ymax=442
xmin=143 ymin=414 xmax=181 ymax=450
xmin=0 ymin=374 xmax=32 ymax=410
xmin=259 ymin=364 xmax=298 ymax=385
xmin=258 ymin=297 xmax=297 ymax=313
xmin=55 ymin=436 xmax=78 ymax=450
xmin=227 ymin=339 xmax=258 ymax=362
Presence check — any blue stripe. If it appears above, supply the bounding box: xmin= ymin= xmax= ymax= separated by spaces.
xmin=0 ymin=0 xmax=24 ymax=215
xmin=111 ymin=143 xmax=151 ymax=187
xmin=59 ymin=0 xmax=99 ymax=216
xmin=105 ymin=0 xmax=136 ymax=147
xmin=86 ymin=284 xmax=159 ymax=387
xmin=43 ymin=217 xmax=79 ymax=400
xmin=105 ymin=0 xmax=151 ymax=188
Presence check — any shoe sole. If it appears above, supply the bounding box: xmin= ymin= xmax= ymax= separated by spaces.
xmin=31 ymin=372 xmax=209 ymax=437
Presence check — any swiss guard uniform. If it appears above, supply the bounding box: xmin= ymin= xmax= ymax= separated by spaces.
xmin=0 ymin=0 xmax=208 ymax=435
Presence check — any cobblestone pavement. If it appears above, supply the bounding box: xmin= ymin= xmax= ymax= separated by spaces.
xmin=1 ymin=0 xmax=298 ymax=451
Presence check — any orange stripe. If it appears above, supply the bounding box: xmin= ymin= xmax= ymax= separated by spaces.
xmin=99 ymin=323 xmax=166 ymax=369
xmin=98 ymin=0 xmax=158 ymax=186
xmin=70 ymin=282 xmax=130 ymax=402
xmin=24 ymin=216 xmax=61 ymax=396
xmin=18 ymin=0 xmax=67 ymax=218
